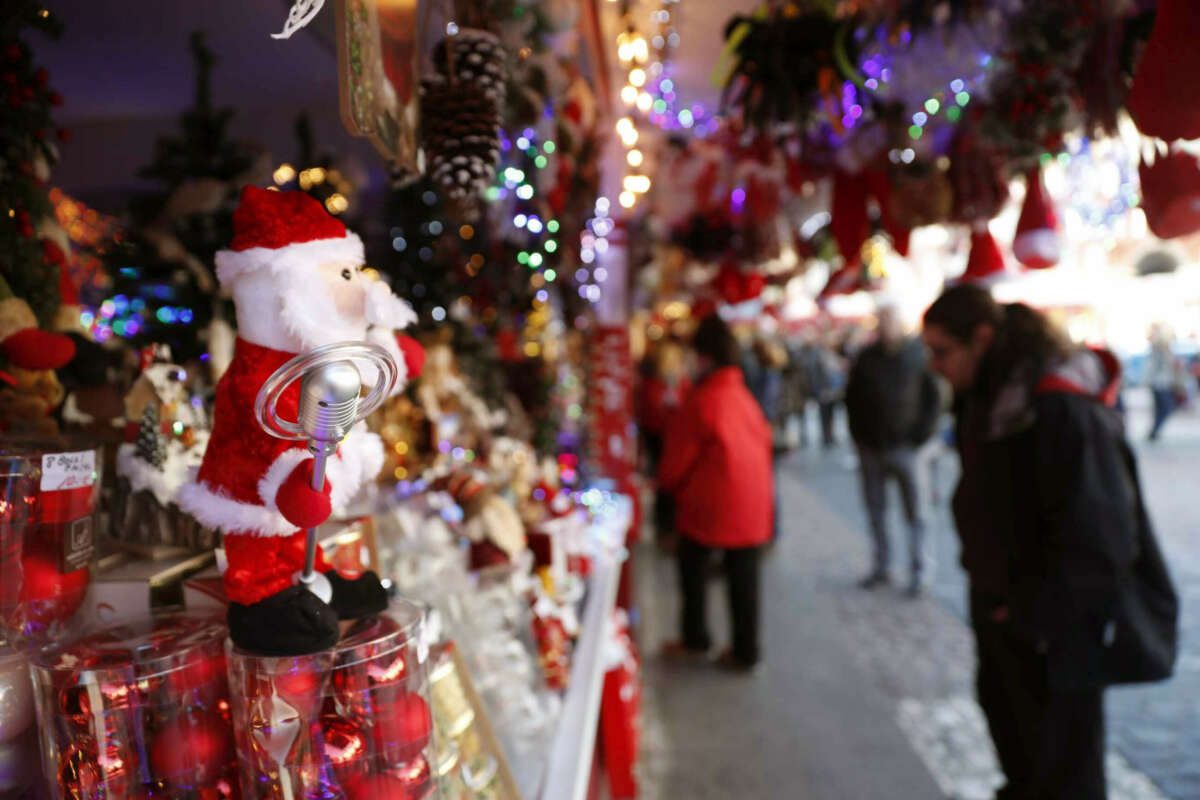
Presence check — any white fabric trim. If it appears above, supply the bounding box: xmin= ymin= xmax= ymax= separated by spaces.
xmin=257 ymin=447 xmax=311 ymax=512
xmin=1013 ymin=229 xmax=1061 ymax=268
xmin=215 ymin=233 xmax=364 ymax=284
xmin=177 ymin=480 xmax=297 ymax=537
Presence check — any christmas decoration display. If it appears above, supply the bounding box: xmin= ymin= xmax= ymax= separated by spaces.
xmin=1126 ymin=0 xmax=1200 ymax=143
xmin=0 ymin=646 xmax=35 ymax=746
xmin=28 ymin=614 xmax=236 ymax=799
xmin=112 ymin=351 xmax=214 ymax=551
xmin=1012 ymin=167 xmax=1062 ymax=269
xmin=421 ymin=21 xmax=506 ymax=216
xmin=226 ymin=603 xmax=435 ymax=800
xmin=433 ymin=469 xmax=527 ymax=571
xmin=0 ymin=441 xmax=99 ymax=651
xmin=177 ymin=186 xmax=417 ymax=656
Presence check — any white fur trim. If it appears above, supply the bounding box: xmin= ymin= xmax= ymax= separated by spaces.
xmin=327 ymin=423 xmax=384 ymax=505
xmin=257 ymin=447 xmax=312 ymax=512
xmin=1013 ymin=229 xmax=1061 ymax=268
xmin=177 ymin=480 xmax=297 ymax=536
xmin=215 ymin=234 xmax=364 ymax=285
xmin=365 ymin=280 xmax=417 ymax=330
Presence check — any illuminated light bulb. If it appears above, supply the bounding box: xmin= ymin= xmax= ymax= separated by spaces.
xmin=623 ymin=175 xmax=651 ymax=194
xmin=516 ymin=184 xmax=534 ymax=200
xmin=616 ymin=117 xmax=635 ymax=136
xmin=619 ymin=191 xmax=636 ymax=208
xmin=544 ymin=269 xmax=557 ymax=282
xmin=529 ymin=252 xmax=544 ymax=268
xmin=273 ymin=163 xmax=296 ymax=185
xmin=618 ymin=43 xmax=634 ymax=63
xmin=620 ymin=128 xmax=639 ymax=147
xmin=636 ymin=92 xmax=653 ymax=112
xmin=621 ymin=85 xmax=638 ymax=105
xmin=325 ymin=193 xmax=349 ymax=214
xmin=629 ymin=68 xmax=647 ymax=87
xmin=627 ymin=149 xmax=644 ymax=167
xmin=633 ymin=37 xmax=648 ymax=62
xmin=677 ymin=109 xmax=694 ymax=128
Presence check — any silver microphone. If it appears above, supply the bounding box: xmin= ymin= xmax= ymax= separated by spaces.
xmin=296 ymin=360 xmax=362 ymax=587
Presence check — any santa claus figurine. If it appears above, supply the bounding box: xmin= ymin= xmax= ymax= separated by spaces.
xmin=179 ymin=186 xmax=422 ymax=655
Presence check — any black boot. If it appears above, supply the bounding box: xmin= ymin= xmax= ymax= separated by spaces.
xmin=326 ymin=570 xmax=389 ymax=620
xmin=228 ymin=585 xmax=340 ymax=656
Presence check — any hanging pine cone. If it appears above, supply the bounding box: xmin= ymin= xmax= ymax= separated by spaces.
xmin=432 ymin=29 xmax=506 ymax=111
xmin=420 ymin=76 xmax=500 ymax=208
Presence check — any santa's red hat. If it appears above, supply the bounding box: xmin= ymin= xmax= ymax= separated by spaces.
xmin=1012 ymin=168 xmax=1061 ymax=270
xmin=960 ymin=226 xmax=1007 ymax=284
xmin=215 ymin=186 xmax=364 ymax=285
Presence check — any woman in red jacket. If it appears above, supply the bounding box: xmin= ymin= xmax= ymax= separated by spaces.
xmin=658 ymin=314 xmax=775 ymax=670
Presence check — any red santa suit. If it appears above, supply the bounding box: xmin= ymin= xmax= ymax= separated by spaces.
xmin=178 ymin=187 xmax=414 ymax=607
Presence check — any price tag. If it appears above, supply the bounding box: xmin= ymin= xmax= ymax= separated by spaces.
xmin=40 ymin=450 xmax=97 ymax=491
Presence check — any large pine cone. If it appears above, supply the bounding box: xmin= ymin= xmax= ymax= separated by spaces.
xmin=432 ymin=29 xmax=507 ymax=110
xmin=420 ymin=77 xmax=500 ymax=203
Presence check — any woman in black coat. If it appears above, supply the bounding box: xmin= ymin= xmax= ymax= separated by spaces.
xmin=922 ymin=286 xmax=1177 ymax=800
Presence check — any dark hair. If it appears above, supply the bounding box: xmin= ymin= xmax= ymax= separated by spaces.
xmin=924 ymin=284 xmax=1071 ymax=396
xmin=691 ymin=314 xmax=740 ymax=368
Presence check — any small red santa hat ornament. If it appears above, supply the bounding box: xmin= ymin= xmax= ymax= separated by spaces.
xmin=817 ymin=259 xmax=868 ymax=302
xmin=1012 ymin=168 xmax=1061 ymax=270
xmin=960 ymin=225 xmax=1007 ymax=284
xmin=1126 ymin=0 xmax=1200 ymax=142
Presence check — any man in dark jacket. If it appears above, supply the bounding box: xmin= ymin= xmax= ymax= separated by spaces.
xmin=845 ymin=305 xmax=942 ymax=595
xmin=923 ymin=286 xmax=1177 ymax=800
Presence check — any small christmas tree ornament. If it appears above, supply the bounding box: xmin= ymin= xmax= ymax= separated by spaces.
xmin=1126 ymin=0 xmax=1200 ymax=142
xmin=960 ymin=225 xmax=1007 ymax=284
xmin=1012 ymin=168 xmax=1062 ymax=270
xmin=135 ymin=404 xmax=167 ymax=469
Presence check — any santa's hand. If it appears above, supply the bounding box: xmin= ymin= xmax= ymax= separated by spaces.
xmin=276 ymin=460 xmax=333 ymax=529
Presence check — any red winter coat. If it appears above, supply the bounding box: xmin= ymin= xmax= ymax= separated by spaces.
xmin=657 ymin=367 xmax=773 ymax=549
xmin=637 ymin=375 xmax=691 ymax=437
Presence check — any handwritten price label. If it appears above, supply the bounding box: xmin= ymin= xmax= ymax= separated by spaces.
xmin=40 ymin=450 xmax=96 ymax=491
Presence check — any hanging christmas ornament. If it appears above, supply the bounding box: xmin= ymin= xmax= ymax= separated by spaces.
xmin=1126 ymin=0 xmax=1200 ymax=142
xmin=1139 ymin=147 xmax=1200 ymax=240
xmin=960 ymin=226 xmax=1007 ymax=283
xmin=831 ymin=169 xmax=870 ymax=265
xmin=432 ymin=30 xmax=506 ymax=111
xmin=1012 ymin=168 xmax=1061 ymax=269
xmin=420 ymin=76 xmax=501 ymax=209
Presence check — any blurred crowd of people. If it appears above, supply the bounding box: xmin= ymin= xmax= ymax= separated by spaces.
xmin=636 ymin=294 xmax=1182 ymax=798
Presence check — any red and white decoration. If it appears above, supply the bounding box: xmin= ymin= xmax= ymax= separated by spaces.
xmin=178 ymin=186 xmax=418 ymax=607
xmin=1012 ymin=168 xmax=1062 ymax=270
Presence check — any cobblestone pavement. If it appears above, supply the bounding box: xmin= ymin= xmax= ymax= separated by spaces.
xmin=783 ymin=390 xmax=1199 ymax=800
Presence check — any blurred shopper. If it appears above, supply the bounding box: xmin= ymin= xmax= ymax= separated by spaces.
xmin=778 ymin=332 xmax=812 ymax=449
xmin=658 ymin=315 xmax=774 ymax=671
xmin=637 ymin=339 xmax=691 ymax=545
xmin=742 ymin=333 xmax=788 ymax=435
xmin=812 ymin=332 xmax=847 ymax=449
xmin=923 ymin=285 xmax=1177 ymax=800
xmin=844 ymin=306 xmax=942 ymax=595
xmin=1145 ymin=327 xmax=1185 ymax=441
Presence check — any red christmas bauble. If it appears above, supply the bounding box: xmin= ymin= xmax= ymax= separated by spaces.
xmin=372 ymin=691 xmax=432 ymax=764
xmin=57 ymin=683 xmax=93 ymax=730
xmin=19 ymin=546 xmax=89 ymax=626
xmin=320 ymin=711 xmax=370 ymax=786
xmin=148 ymin=711 xmax=233 ymax=787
